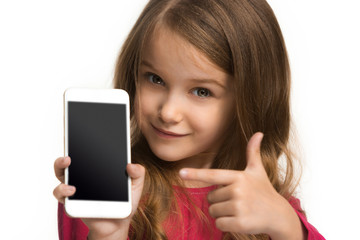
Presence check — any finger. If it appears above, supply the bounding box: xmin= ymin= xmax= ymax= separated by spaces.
xmin=54 ymin=157 xmax=71 ymax=183
xmin=179 ymin=168 xmax=239 ymax=185
xmin=215 ymin=216 xmax=240 ymax=233
xmin=208 ymin=200 xmax=238 ymax=218
xmin=207 ymin=185 xmax=237 ymax=203
xmin=245 ymin=132 xmax=264 ymax=171
xmin=126 ymin=164 xmax=145 ymax=216
xmin=53 ymin=183 xmax=76 ymax=204
xmin=215 ymin=216 xmax=257 ymax=234
xmin=126 ymin=164 xmax=145 ymax=195
xmin=126 ymin=163 xmax=145 ymax=182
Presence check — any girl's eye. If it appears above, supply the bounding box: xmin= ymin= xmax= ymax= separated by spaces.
xmin=192 ymin=88 xmax=211 ymax=98
xmin=148 ymin=74 xmax=164 ymax=85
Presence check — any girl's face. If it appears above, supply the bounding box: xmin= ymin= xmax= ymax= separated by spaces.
xmin=136 ymin=27 xmax=235 ymax=168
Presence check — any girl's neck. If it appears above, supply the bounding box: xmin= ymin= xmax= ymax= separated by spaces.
xmin=177 ymin=152 xmax=215 ymax=169
xmin=176 ymin=152 xmax=216 ymax=188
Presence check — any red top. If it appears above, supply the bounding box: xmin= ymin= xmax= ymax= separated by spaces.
xmin=58 ymin=185 xmax=325 ymax=240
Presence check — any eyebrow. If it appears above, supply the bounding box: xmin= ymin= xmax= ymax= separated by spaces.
xmin=140 ymin=60 xmax=227 ymax=90
xmin=140 ymin=60 xmax=156 ymax=70
xmin=190 ymin=78 xmax=227 ymax=90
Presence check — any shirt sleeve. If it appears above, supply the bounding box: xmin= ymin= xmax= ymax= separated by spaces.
xmin=288 ymin=198 xmax=326 ymax=240
xmin=57 ymin=202 xmax=89 ymax=240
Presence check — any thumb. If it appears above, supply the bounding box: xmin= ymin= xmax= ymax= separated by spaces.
xmin=126 ymin=164 xmax=145 ymax=215
xmin=127 ymin=163 xmax=145 ymax=181
xmin=245 ymin=132 xmax=265 ymax=171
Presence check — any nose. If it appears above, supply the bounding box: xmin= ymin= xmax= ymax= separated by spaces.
xmin=158 ymin=95 xmax=183 ymax=124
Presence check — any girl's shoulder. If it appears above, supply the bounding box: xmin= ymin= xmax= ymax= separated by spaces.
xmin=288 ymin=197 xmax=326 ymax=240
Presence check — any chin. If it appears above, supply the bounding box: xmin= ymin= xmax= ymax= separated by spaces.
xmin=152 ymin=150 xmax=186 ymax=162
xmin=148 ymin=144 xmax=190 ymax=162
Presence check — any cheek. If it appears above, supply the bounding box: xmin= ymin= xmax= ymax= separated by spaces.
xmin=134 ymin=94 xmax=151 ymax=130
xmin=134 ymin=94 xmax=141 ymax=129
xmin=135 ymin=87 xmax=157 ymax=118
xmin=191 ymin=104 xmax=231 ymax=136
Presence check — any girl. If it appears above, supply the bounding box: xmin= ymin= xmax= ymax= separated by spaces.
xmin=54 ymin=0 xmax=325 ymax=239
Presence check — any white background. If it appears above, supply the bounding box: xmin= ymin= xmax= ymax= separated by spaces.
xmin=0 ymin=0 xmax=359 ymax=239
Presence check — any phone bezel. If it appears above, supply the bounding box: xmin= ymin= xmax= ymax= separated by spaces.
xmin=63 ymin=88 xmax=132 ymax=219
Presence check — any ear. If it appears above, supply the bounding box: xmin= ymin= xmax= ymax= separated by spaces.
xmin=245 ymin=132 xmax=265 ymax=171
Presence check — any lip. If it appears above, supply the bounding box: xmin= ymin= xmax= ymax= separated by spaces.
xmin=151 ymin=125 xmax=189 ymax=138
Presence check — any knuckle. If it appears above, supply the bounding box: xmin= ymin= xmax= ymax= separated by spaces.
xmin=208 ymin=205 xmax=215 ymax=217
xmin=58 ymin=184 xmax=65 ymax=191
xmin=231 ymin=186 xmax=242 ymax=199
xmin=235 ymin=172 xmax=244 ymax=181
xmin=207 ymin=192 xmax=214 ymax=203
xmin=231 ymin=201 xmax=242 ymax=213
xmin=204 ymin=170 xmax=217 ymax=182
xmin=58 ymin=184 xmax=68 ymax=196
xmin=53 ymin=186 xmax=61 ymax=199
xmin=235 ymin=217 xmax=246 ymax=231
xmin=53 ymin=184 xmax=67 ymax=204
xmin=215 ymin=219 xmax=229 ymax=232
xmin=54 ymin=157 xmax=63 ymax=166
xmin=215 ymin=218 xmax=224 ymax=230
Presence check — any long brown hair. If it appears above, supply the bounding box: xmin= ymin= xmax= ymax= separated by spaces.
xmin=114 ymin=0 xmax=301 ymax=239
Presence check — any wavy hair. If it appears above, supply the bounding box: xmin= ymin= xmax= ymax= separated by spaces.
xmin=114 ymin=0 xmax=301 ymax=239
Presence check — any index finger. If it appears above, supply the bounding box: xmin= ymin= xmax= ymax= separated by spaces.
xmin=54 ymin=157 xmax=70 ymax=183
xmin=179 ymin=168 xmax=239 ymax=185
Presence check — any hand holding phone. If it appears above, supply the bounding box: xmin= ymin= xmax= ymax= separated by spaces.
xmin=53 ymin=156 xmax=145 ymax=238
xmin=53 ymin=88 xmax=146 ymax=238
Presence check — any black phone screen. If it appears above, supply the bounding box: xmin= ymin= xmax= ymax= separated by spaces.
xmin=68 ymin=101 xmax=128 ymax=201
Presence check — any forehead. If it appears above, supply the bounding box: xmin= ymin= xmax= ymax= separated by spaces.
xmin=142 ymin=25 xmax=230 ymax=82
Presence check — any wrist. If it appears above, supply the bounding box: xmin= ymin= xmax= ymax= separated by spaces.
xmin=87 ymin=219 xmax=131 ymax=240
xmin=267 ymin=199 xmax=306 ymax=240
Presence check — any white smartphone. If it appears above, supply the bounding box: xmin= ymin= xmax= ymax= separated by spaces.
xmin=64 ymin=88 xmax=132 ymax=218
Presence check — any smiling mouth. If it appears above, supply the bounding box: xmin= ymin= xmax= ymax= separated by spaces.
xmin=151 ymin=125 xmax=188 ymax=138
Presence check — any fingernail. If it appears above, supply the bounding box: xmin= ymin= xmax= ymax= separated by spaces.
xmin=259 ymin=132 xmax=264 ymax=139
xmin=66 ymin=186 xmax=75 ymax=192
xmin=179 ymin=169 xmax=188 ymax=178
xmin=127 ymin=163 xmax=135 ymax=170
xmin=257 ymin=132 xmax=264 ymax=142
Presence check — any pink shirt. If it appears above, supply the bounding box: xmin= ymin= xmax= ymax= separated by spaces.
xmin=58 ymin=185 xmax=325 ymax=239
